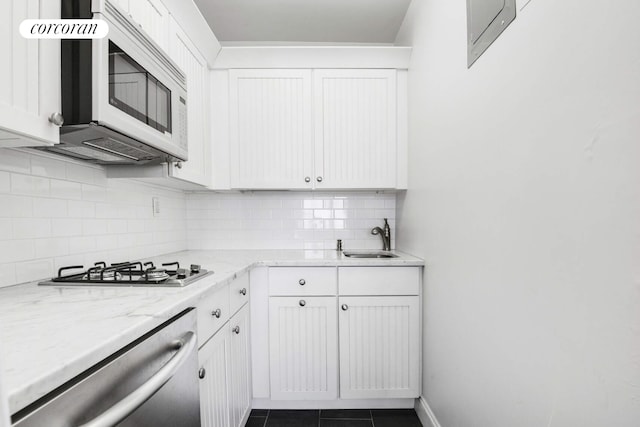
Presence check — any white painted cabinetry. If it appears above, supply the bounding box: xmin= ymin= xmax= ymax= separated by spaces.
xmin=197 ymin=273 xmax=251 ymax=427
xmin=228 ymin=70 xmax=313 ymax=189
xmin=168 ymin=17 xmax=211 ymax=187
xmin=220 ymin=68 xmax=404 ymax=190
xmin=199 ymin=325 xmax=231 ymax=427
xmin=313 ymin=70 xmax=398 ymax=189
xmin=338 ymin=296 xmax=420 ymax=398
xmin=228 ymin=304 xmax=252 ymax=427
xmin=127 ymin=0 xmax=170 ymax=51
xmin=254 ymin=265 xmax=421 ymax=406
xmin=269 ymin=296 xmax=338 ymax=400
xmin=0 ymin=0 xmax=61 ymax=147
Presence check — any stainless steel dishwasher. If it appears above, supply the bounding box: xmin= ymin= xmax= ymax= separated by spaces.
xmin=11 ymin=309 xmax=200 ymax=427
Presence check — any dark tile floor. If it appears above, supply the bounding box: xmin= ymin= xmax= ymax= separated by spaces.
xmin=246 ymin=409 xmax=423 ymax=427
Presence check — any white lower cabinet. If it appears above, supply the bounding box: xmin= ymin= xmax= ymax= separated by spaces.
xmin=338 ymin=296 xmax=420 ymax=399
xmin=228 ymin=305 xmax=252 ymax=427
xmin=268 ymin=296 xmax=338 ymax=400
xmin=257 ymin=265 xmax=422 ymax=404
xmin=199 ymin=326 xmax=230 ymax=427
xmin=197 ymin=275 xmax=251 ymax=427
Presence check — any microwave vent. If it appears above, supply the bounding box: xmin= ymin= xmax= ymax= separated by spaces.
xmin=51 ymin=145 xmax=134 ymax=162
xmin=82 ymin=137 xmax=158 ymax=161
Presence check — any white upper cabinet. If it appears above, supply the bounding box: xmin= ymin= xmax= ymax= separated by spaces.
xmin=0 ymin=0 xmax=61 ymax=147
xmin=314 ymin=70 xmax=397 ymax=189
xmin=123 ymin=0 xmax=170 ymax=52
xmin=168 ymin=17 xmax=211 ymax=187
xmin=219 ymin=67 xmax=405 ymax=190
xmin=228 ymin=69 xmax=313 ymax=189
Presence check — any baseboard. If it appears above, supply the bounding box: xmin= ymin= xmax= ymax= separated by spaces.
xmin=253 ymin=398 xmax=415 ymax=410
xmin=414 ymin=396 xmax=441 ymax=427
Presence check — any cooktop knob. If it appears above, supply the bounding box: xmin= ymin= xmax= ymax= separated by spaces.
xmin=190 ymin=264 xmax=201 ymax=274
xmin=176 ymin=268 xmax=188 ymax=279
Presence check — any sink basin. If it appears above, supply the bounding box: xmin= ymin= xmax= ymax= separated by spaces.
xmin=342 ymin=251 xmax=399 ymax=259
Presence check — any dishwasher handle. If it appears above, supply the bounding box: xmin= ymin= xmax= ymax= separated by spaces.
xmin=77 ymin=331 xmax=197 ymax=427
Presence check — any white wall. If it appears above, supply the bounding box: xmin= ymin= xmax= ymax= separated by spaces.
xmin=395 ymin=0 xmax=640 ymax=426
xmin=0 ymin=149 xmax=187 ymax=288
xmin=187 ymin=191 xmax=396 ymax=250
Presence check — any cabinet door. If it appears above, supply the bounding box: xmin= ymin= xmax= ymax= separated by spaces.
xmin=229 ymin=69 xmax=313 ymax=189
xmin=269 ymin=296 xmax=338 ymax=400
xmin=0 ymin=0 xmax=60 ymax=147
xmin=338 ymin=296 xmax=420 ymax=398
xmin=199 ymin=326 xmax=231 ymax=427
xmin=313 ymin=70 xmax=397 ymax=189
xmin=168 ymin=17 xmax=211 ymax=186
xmin=127 ymin=0 xmax=170 ymax=52
xmin=229 ymin=305 xmax=252 ymax=427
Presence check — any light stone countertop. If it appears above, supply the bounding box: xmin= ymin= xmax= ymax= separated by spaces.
xmin=0 ymin=249 xmax=423 ymax=415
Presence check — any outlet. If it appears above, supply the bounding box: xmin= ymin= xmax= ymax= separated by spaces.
xmin=152 ymin=197 xmax=160 ymax=216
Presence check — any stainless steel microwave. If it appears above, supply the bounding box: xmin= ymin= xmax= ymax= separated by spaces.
xmin=44 ymin=0 xmax=188 ymax=165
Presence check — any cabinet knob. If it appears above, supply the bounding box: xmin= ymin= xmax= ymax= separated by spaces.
xmin=316 ymin=176 xmax=323 ymax=183
xmin=233 ymin=326 xmax=240 ymax=334
xmin=211 ymin=309 xmax=221 ymax=318
xmin=198 ymin=368 xmax=206 ymax=379
xmin=341 ymin=304 xmax=349 ymax=311
xmin=299 ymin=300 xmax=306 ymax=307
xmin=304 ymin=176 xmax=311 ymax=183
xmin=174 ymin=161 xmax=183 ymax=169
xmin=298 ymin=279 xmax=306 ymax=286
xmin=48 ymin=112 xmax=64 ymax=127
xmin=239 ymin=288 xmax=247 ymax=296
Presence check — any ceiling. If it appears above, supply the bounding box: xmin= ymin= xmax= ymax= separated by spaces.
xmin=193 ymin=0 xmax=413 ymax=44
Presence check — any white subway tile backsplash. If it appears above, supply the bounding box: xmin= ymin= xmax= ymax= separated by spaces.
xmin=68 ymin=200 xmax=95 ymax=218
xmin=31 ymin=156 xmax=67 ymax=180
xmin=0 ymin=171 xmax=10 ymax=192
xmin=12 ymin=218 xmax=51 ymax=239
xmin=81 ymin=219 xmax=108 ymax=235
xmin=0 ymin=150 xmax=397 ymax=288
xmin=50 ymin=179 xmax=82 ymax=200
xmin=0 ymin=240 xmax=35 ymax=263
xmin=0 ymin=194 xmax=33 ymax=218
xmin=0 ymin=263 xmax=16 ymax=287
xmin=15 ymin=259 xmax=54 ymax=284
xmin=0 ymin=150 xmax=31 ymax=173
xmin=11 ymin=174 xmax=50 ymax=197
xmin=0 ymin=150 xmax=187 ymax=288
xmin=34 ymin=238 xmax=70 ymax=259
xmin=186 ymin=191 xmax=396 ymax=251
xmin=66 ymin=163 xmax=98 ymax=184
xmin=0 ymin=219 xmax=11 ymax=239
xmin=81 ymin=184 xmax=107 ymax=202
xmin=33 ymin=198 xmax=68 ymax=218
xmin=68 ymin=236 xmax=97 ymax=253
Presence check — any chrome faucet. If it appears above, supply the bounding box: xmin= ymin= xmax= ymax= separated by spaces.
xmin=371 ymin=218 xmax=391 ymax=251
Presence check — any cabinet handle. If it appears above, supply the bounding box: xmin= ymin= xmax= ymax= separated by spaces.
xmin=48 ymin=112 xmax=64 ymax=127
xmin=211 ymin=309 xmax=221 ymax=318
xmin=299 ymin=300 xmax=306 ymax=307
xmin=198 ymin=368 xmax=206 ymax=379
xmin=298 ymin=279 xmax=306 ymax=286
xmin=316 ymin=176 xmax=323 ymax=183
xmin=232 ymin=326 xmax=240 ymax=334
xmin=341 ymin=304 xmax=349 ymax=311
xmin=174 ymin=161 xmax=183 ymax=169
xmin=304 ymin=176 xmax=311 ymax=183
xmin=239 ymin=288 xmax=247 ymax=296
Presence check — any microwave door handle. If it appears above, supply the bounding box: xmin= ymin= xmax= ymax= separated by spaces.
xmin=77 ymin=331 xmax=196 ymax=427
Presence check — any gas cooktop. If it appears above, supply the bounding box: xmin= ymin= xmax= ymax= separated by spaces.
xmin=38 ymin=261 xmax=213 ymax=287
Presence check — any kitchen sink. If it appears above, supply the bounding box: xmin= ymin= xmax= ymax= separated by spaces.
xmin=342 ymin=251 xmax=399 ymax=258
